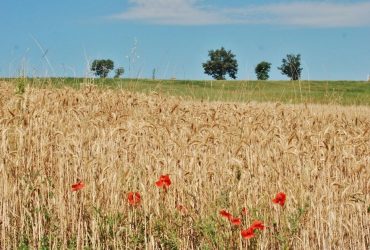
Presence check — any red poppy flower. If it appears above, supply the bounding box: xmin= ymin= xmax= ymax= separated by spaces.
xmin=127 ymin=192 xmax=141 ymax=206
xmin=155 ymin=175 xmax=171 ymax=189
xmin=230 ymin=217 xmax=242 ymax=226
xmin=250 ymin=220 xmax=265 ymax=231
xmin=71 ymin=181 xmax=84 ymax=191
xmin=272 ymin=192 xmax=286 ymax=207
xmin=241 ymin=227 xmax=255 ymax=239
xmin=241 ymin=207 xmax=248 ymax=215
xmin=219 ymin=209 xmax=233 ymax=220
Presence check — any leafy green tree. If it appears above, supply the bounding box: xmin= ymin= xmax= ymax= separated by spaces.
xmin=255 ymin=61 xmax=272 ymax=80
xmin=91 ymin=59 xmax=114 ymax=78
xmin=202 ymin=47 xmax=238 ymax=80
xmin=278 ymin=54 xmax=303 ymax=80
xmin=114 ymin=67 xmax=124 ymax=78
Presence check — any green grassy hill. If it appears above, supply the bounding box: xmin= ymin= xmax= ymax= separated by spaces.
xmin=4 ymin=78 xmax=370 ymax=105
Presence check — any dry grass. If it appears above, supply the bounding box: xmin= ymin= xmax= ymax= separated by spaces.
xmin=0 ymin=81 xmax=369 ymax=249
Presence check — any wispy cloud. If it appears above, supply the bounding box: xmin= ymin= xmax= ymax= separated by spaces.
xmin=112 ymin=0 xmax=229 ymax=25
xmin=242 ymin=2 xmax=370 ymax=27
xmin=111 ymin=0 xmax=370 ymax=27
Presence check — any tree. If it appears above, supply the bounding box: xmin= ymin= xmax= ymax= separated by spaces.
xmin=114 ymin=67 xmax=124 ymax=78
xmin=278 ymin=54 xmax=303 ymax=80
xmin=255 ymin=61 xmax=272 ymax=80
xmin=91 ymin=59 xmax=114 ymax=78
xmin=202 ymin=47 xmax=238 ymax=80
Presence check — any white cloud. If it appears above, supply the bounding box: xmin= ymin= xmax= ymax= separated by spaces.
xmin=112 ymin=0 xmax=230 ymax=25
xmin=112 ymin=0 xmax=370 ymax=27
xmin=239 ymin=2 xmax=370 ymax=27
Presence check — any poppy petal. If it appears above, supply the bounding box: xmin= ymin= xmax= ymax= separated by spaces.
xmin=71 ymin=181 xmax=84 ymax=191
xmin=250 ymin=220 xmax=265 ymax=230
xmin=219 ymin=209 xmax=233 ymax=220
xmin=230 ymin=217 xmax=242 ymax=226
xmin=273 ymin=192 xmax=286 ymax=207
xmin=127 ymin=192 xmax=141 ymax=206
xmin=155 ymin=180 xmax=164 ymax=187
xmin=156 ymin=175 xmax=171 ymax=189
xmin=241 ymin=227 xmax=255 ymax=239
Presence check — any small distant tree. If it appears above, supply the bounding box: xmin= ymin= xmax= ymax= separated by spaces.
xmin=114 ymin=67 xmax=124 ymax=78
xmin=255 ymin=61 xmax=272 ymax=80
xmin=202 ymin=47 xmax=238 ymax=80
xmin=278 ymin=54 xmax=302 ymax=80
xmin=91 ymin=59 xmax=114 ymax=78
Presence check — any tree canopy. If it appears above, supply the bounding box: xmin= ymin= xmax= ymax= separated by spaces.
xmin=278 ymin=54 xmax=303 ymax=80
xmin=91 ymin=59 xmax=114 ymax=78
xmin=114 ymin=67 xmax=124 ymax=78
xmin=255 ymin=61 xmax=272 ymax=80
xmin=202 ymin=47 xmax=238 ymax=80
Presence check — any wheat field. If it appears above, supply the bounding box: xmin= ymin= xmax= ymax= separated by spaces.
xmin=0 ymin=82 xmax=369 ymax=249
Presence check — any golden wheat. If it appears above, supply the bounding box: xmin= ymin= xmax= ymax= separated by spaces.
xmin=0 ymin=82 xmax=369 ymax=249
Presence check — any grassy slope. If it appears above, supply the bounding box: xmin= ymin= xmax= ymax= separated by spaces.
xmin=4 ymin=77 xmax=370 ymax=105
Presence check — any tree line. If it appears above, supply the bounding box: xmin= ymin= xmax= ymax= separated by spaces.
xmin=203 ymin=47 xmax=302 ymax=80
xmin=90 ymin=47 xmax=303 ymax=80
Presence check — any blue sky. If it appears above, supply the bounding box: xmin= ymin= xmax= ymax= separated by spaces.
xmin=1 ymin=0 xmax=370 ymax=80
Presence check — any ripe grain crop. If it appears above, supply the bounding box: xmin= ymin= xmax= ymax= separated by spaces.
xmin=0 ymin=82 xmax=369 ymax=249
